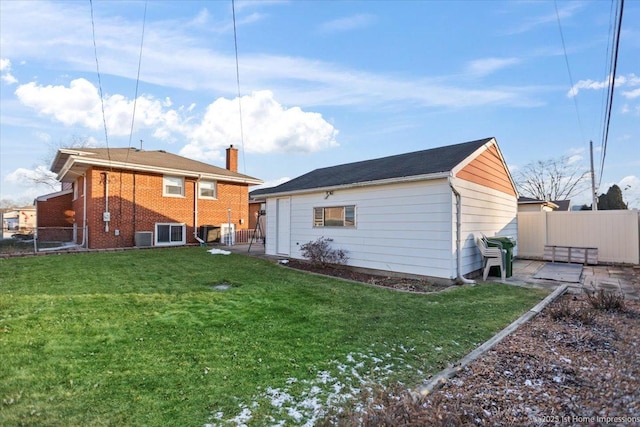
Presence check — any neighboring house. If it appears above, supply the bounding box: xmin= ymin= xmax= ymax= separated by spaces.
xmin=2 ymin=206 xmax=36 ymax=232
xmin=36 ymin=145 xmax=262 ymax=249
xmin=517 ymin=197 xmax=559 ymax=212
xmin=552 ymin=199 xmax=571 ymax=211
xmin=35 ymin=189 xmax=74 ymax=242
xmin=248 ymin=189 xmax=268 ymax=231
xmin=517 ymin=197 xmax=571 ymax=212
xmin=257 ymin=137 xmax=518 ymax=283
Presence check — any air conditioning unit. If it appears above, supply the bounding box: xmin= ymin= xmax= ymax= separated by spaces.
xmin=135 ymin=231 xmax=153 ymax=247
xmin=220 ymin=223 xmax=236 ymax=245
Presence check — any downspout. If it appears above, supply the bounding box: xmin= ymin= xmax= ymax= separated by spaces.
xmin=103 ymin=172 xmax=109 ymax=233
xmin=193 ymin=176 xmax=205 ymax=245
xmin=449 ymin=176 xmax=475 ymax=285
xmin=81 ymin=173 xmax=88 ymax=248
xmin=194 ymin=179 xmax=198 ymax=240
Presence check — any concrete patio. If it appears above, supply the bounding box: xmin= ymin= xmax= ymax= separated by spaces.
xmin=506 ymin=258 xmax=640 ymax=300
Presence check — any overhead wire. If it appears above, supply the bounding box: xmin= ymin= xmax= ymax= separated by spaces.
xmin=231 ymin=0 xmax=247 ymax=175
xmin=554 ymin=0 xmax=585 ymax=143
xmin=89 ymin=0 xmax=112 ymax=167
xmin=125 ymin=0 xmax=148 ymax=166
xmin=598 ymin=0 xmax=625 ymax=189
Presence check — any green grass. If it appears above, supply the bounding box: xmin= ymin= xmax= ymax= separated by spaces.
xmin=0 ymin=248 xmax=547 ymax=426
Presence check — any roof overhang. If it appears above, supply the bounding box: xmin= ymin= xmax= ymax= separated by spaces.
xmin=261 ymin=171 xmax=451 ymax=198
xmin=53 ymin=151 xmax=262 ymax=185
xmin=450 ymin=137 xmax=519 ymax=197
xmin=518 ymin=200 xmax=559 ymax=209
xmin=35 ymin=189 xmax=73 ymax=202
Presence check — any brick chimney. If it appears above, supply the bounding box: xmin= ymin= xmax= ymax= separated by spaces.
xmin=226 ymin=145 xmax=238 ymax=172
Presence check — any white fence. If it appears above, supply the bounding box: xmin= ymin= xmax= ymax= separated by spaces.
xmin=517 ymin=210 xmax=640 ymax=264
xmin=234 ymin=228 xmax=262 ymax=244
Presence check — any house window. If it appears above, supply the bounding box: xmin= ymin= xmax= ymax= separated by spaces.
xmin=313 ymin=206 xmax=356 ymax=227
xmin=155 ymin=223 xmax=186 ymax=246
xmin=163 ymin=176 xmax=184 ymax=197
xmin=199 ymin=180 xmax=217 ymax=199
xmin=73 ymin=182 xmax=78 ymax=200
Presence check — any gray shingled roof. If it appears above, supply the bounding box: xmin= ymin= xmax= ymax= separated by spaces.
xmin=51 ymin=148 xmax=261 ymax=184
xmin=254 ymin=138 xmax=493 ymax=196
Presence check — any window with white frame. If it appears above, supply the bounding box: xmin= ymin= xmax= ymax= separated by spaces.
xmin=73 ymin=181 xmax=78 ymax=200
xmin=155 ymin=223 xmax=186 ymax=246
xmin=313 ymin=206 xmax=356 ymax=227
xmin=163 ymin=176 xmax=184 ymax=197
xmin=199 ymin=180 xmax=217 ymax=199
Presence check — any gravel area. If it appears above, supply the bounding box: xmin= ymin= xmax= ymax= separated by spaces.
xmin=417 ymin=294 xmax=640 ymax=426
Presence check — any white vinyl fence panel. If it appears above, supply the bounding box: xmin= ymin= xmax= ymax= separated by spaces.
xmin=517 ymin=210 xmax=640 ymax=264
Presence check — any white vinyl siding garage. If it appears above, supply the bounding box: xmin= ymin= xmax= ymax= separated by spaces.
xmin=267 ymin=179 xmax=457 ymax=279
xmin=261 ymin=138 xmax=518 ymax=283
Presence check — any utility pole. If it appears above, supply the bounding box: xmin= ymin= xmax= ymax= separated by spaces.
xmin=590 ymin=140 xmax=598 ymax=211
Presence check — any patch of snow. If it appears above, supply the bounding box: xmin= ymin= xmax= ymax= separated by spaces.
xmin=213 ymin=343 xmax=426 ymax=426
xmin=207 ymin=248 xmax=231 ymax=255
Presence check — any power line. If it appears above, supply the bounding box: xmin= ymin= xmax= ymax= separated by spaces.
xmin=89 ymin=0 xmax=111 ymax=167
xmin=598 ymin=0 xmax=625 ymax=189
xmin=554 ymin=0 xmax=585 ymax=143
xmin=125 ymin=0 xmax=148 ymax=165
xmin=231 ymin=0 xmax=247 ymax=174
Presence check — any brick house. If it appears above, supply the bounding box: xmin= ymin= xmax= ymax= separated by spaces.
xmin=36 ymin=145 xmax=262 ymax=249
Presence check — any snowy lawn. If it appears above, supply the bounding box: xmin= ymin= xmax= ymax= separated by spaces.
xmin=0 ymin=247 xmax=547 ymax=426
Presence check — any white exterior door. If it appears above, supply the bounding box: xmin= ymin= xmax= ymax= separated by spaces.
xmin=276 ymin=198 xmax=290 ymax=255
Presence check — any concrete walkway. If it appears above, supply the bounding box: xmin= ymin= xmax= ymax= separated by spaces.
xmin=507 ymin=259 xmax=640 ymax=301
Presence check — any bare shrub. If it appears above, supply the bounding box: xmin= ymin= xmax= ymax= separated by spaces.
xmin=548 ymin=299 xmax=595 ymax=325
xmin=585 ymin=289 xmax=625 ymax=312
xmin=299 ymin=237 xmax=348 ymax=268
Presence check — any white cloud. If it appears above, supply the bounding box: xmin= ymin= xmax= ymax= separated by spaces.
xmin=0 ymin=58 xmax=18 ymax=84
xmin=4 ymin=166 xmax=60 ymax=199
xmin=619 ymin=175 xmax=640 ymax=209
xmin=5 ymin=166 xmax=56 ymax=184
xmin=567 ymin=154 xmax=583 ymax=165
xmin=504 ymin=3 xmax=583 ymax=35
xmin=180 ymin=90 xmax=339 ymax=161
xmin=14 ymin=78 xmax=339 ymax=160
xmin=568 ymin=73 xmax=640 ymax=98
xmin=14 ymin=78 xmax=189 ymax=138
xmin=0 ymin=2 xmax=537 ymax=110
xmin=622 ymin=88 xmax=640 ymax=99
xmin=466 ymin=57 xmax=521 ymax=77
xmin=317 ymin=14 xmax=376 ymax=34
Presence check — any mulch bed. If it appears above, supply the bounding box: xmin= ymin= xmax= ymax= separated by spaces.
xmin=282 ymin=259 xmax=452 ymax=293
xmin=418 ymin=294 xmax=640 ymax=426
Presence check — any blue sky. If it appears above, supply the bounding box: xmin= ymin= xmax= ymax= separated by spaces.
xmin=1 ymin=0 xmax=639 ymax=208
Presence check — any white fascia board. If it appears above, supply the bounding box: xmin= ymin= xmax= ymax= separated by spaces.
xmin=56 ymin=156 xmax=80 ymax=181
xmin=60 ymin=157 xmax=262 ymax=185
xmin=451 ymin=137 xmax=496 ymax=175
xmin=262 ymin=171 xmax=451 ymax=198
xmin=451 ymin=137 xmax=519 ymax=196
xmin=36 ymin=189 xmax=73 ymax=202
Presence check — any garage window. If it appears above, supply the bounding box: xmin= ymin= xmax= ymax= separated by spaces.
xmin=313 ymin=206 xmax=355 ymax=227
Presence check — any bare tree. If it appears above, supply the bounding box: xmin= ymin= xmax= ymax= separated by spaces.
xmin=515 ymin=156 xmax=590 ymax=201
xmin=25 ymin=135 xmax=99 ymax=190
